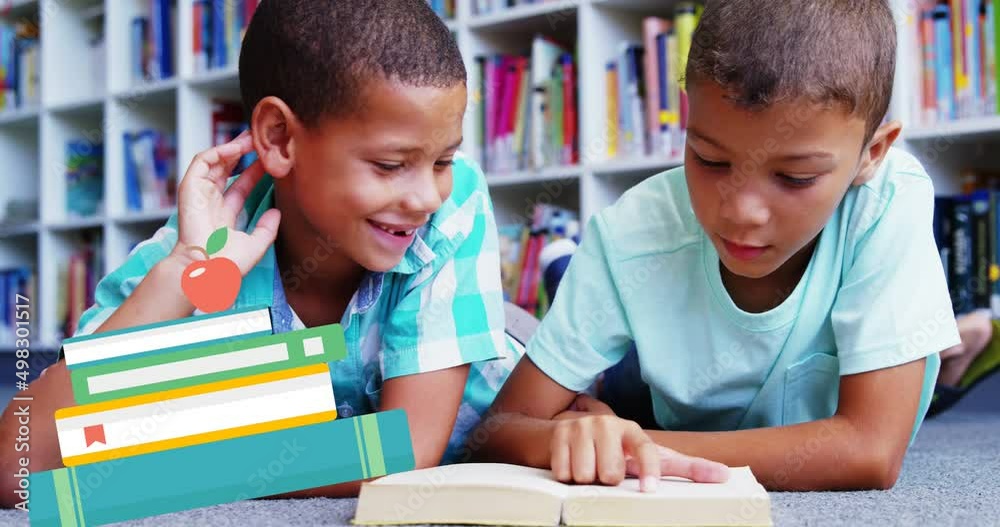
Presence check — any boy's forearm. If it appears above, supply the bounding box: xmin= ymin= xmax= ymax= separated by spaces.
xmin=91 ymin=250 xmax=197 ymax=334
xmin=647 ymin=416 xmax=901 ymax=491
xmin=471 ymin=411 xmax=557 ymax=468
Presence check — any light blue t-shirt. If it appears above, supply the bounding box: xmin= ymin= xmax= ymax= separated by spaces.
xmin=526 ymin=148 xmax=960 ymax=442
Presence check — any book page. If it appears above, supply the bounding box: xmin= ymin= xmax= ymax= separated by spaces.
xmin=565 ymin=466 xmax=764 ymax=500
xmin=367 ymin=462 xmax=570 ymax=498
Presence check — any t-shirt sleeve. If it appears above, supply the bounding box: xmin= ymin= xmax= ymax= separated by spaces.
xmin=525 ymin=214 xmax=633 ymax=392
xmin=379 ymin=168 xmax=507 ymax=380
xmin=832 ymin=174 xmax=960 ymax=376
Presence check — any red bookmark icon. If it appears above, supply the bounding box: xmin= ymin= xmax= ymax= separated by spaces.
xmin=84 ymin=424 xmax=106 ymax=447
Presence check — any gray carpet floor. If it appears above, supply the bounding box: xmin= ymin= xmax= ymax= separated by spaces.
xmin=3 ymin=376 xmax=998 ymax=526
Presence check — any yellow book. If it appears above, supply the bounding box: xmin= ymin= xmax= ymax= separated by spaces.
xmin=606 ymin=61 xmax=619 ymax=158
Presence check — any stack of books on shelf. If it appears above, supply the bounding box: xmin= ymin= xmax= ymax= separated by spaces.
xmin=30 ymin=307 xmax=415 ymax=526
xmin=427 ymin=0 xmax=456 ymax=20
xmin=473 ymin=35 xmax=578 ymax=175
xmin=0 ymin=267 xmax=35 ymax=344
xmin=915 ymin=0 xmax=1000 ymax=125
xmin=123 ymin=129 xmax=177 ymax=213
xmin=607 ymin=3 xmax=702 ymax=161
xmin=933 ymin=171 xmax=1000 ymax=317
xmin=471 ymin=0 xmax=561 ymax=16
xmin=192 ymin=0 xmax=260 ymax=73
xmin=0 ymin=20 xmax=40 ymax=113
xmin=131 ymin=0 xmax=177 ymax=83
xmin=498 ymin=203 xmax=579 ymax=318
xmin=57 ymin=232 xmax=103 ymax=342
xmin=65 ymin=140 xmax=105 ymax=219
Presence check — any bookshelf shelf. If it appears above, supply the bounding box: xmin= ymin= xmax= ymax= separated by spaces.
xmin=0 ymin=106 xmax=39 ymax=126
xmin=0 ymin=221 xmax=38 ymax=239
xmin=904 ymin=116 xmax=1000 ymax=142
xmin=486 ymin=165 xmax=582 ymax=187
xmin=49 ymin=95 xmax=104 ymax=116
xmin=113 ymin=77 xmax=180 ymax=100
xmin=46 ymin=216 xmax=105 ymax=232
xmin=188 ymin=67 xmax=240 ymax=88
xmin=468 ymin=1 xmax=579 ymax=31
xmin=591 ymin=155 xmax=684 ymax=177
xmin=113 ymin=208 xmax=174 ymax=225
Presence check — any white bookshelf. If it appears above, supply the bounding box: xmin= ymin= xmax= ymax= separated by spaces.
xmin=1 ymin=0 xmax=998 ymax=350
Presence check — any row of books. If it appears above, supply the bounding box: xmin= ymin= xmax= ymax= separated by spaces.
xmin=124 ymin=129 xmax=177 ymax=213
xmin=57 ymin=232 xmax=103 ymax=342
xmin=0 ymin=267 xmax=35 ymax=346
xmin=932 ymin=172 xmax=1000 ymax=317
xmin=427 ymin=0 xmax=457 ymax=20
xmin=0 ymin=21 xmax=40 ymax=113
xmin=498 ymin=203 xmax=579 ymax=318
xmin=66 ymin=140 xmax=105 ymax=219
xmin=192 ymin=0 xmax=260 ymax=73
xmin=473 ymin=36 xmax=578 ymax=174
xmin=30 ymin=307 xmax=414 ymax=525
xmin=916 ymin=0 xmax=1000 ymax=125
xmin=608 ymin=5 xmax=702 ymax=160
xmin=132 ymin=0 xmax=176 ymax=84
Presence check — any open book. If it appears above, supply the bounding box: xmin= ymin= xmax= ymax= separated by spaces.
xmin=354 ymin=463 xmax=771 ymax=526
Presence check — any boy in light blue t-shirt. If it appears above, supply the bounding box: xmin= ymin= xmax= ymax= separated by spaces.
xmin=479 ymin=0 xmax=959 ymax=492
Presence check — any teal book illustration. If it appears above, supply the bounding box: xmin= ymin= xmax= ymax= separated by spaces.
xmin=70 ymin=322 xmax=347 ymax=404
xmin=29 ymin=410 xmax=415 ymax=527
xmin=61 ymin=305 xmax=274 ymax=369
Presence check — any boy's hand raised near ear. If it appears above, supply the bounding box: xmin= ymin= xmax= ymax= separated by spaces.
xmin=171 ymin=131 xmax=282 ymax=275
xmin=550 ymin=398 xmax=730 ymax=493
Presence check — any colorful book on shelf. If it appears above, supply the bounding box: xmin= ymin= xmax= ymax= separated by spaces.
xmin=62 ymin=305 xmax=273 ymax=369
xmin=59 ymin=233 xmax=103 ymax=342
xmin=643 ymin=16 xmax=671 ymax=155
xmin=354 ymin=463 xmax=771 ymax=527
xmin=30 ymin=409 xmax=415 ymax=527
xmin=0 ymin=267 xmax=35 ymax=345
xmin=0 ymin=22 xmax=40 ymax=112
xmin=57 ymin=363 xmax=338 ymax=466
xmin=65 ymin=140 xmax=104 ymax=218
xmin=123 ymin=128 xmax=177 ymax=212
xmin=69 ymin=321 xmax=346 ymax=405
xmin=193 ymin=0 xmax=259 ymax=72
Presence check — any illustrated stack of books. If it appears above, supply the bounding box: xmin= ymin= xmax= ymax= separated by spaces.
xmin=30 ymin=306 xmax=415 ymax=526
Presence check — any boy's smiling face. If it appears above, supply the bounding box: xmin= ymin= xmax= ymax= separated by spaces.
xmin=684 ymin=80 xmax=873 ymax=281
xmin=263 ymin=78 xmax=466 ymax=274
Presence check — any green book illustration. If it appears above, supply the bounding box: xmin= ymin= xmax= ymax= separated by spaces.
xmin=70 ymin=323 xmax=347 ymax=405
xmin=30 ymin=410 xmax=415 ymax=527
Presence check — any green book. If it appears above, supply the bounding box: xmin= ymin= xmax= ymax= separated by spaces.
xmin=71 ymin=323 xmax=347 ymax=404
xmin=30 ymin=410 xmax=414 ymax=527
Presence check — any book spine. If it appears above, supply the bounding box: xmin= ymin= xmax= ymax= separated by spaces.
xmin=30 ymin=410 xmax=415 ymax=527
xmin=70 ymin=323 xmax=346 ymax=404
xmin=605 ymin=62 xmax=618 ymax=158
xmin=952 ymin=198 xmax=974 ymax=314
xmin=972 ymin=191 xmax=991 ymax=310
xmin=921 ymin=11 xmax=938 ymax=125
xmin=935 ymin=5 xmax=956 ymax=120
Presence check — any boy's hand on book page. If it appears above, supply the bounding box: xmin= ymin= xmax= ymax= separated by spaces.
xmin=172 ymin=131 xmax=281 ymax=275
xmin=550 ymin=415 xmax=729 ymax=493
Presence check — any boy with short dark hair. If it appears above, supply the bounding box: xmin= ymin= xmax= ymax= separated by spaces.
xmin=480 ymin=0 xmax=958 ymax=492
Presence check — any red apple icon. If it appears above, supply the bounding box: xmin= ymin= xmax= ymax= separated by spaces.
xmin=180 ymin=227 xmax=242 ymax=313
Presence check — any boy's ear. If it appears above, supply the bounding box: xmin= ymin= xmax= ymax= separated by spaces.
xmin=851 ymin=120 xmax=903 ymax=186
xmin=250 ymin=96 xmax=300 ymax=178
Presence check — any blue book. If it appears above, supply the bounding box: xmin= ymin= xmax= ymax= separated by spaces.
xmin=967 ymin=0 xmax=982 ymax=116
xmin=952 ymin=197 xmax=974 ymax=315
xmin=212 ymin=0 xmax=227 ymax=68
xmin=156 ymin=0 xmax=175 ymax=78
xmin=131 ymin=17 xmax=148 ymax=82
xmin=933 ymin=5 xmax=956 ymax=120
xmin=655 ymin=32 xmax=669 ymax=154
xmin=29 ymin=410 xmax=415 ymax=527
